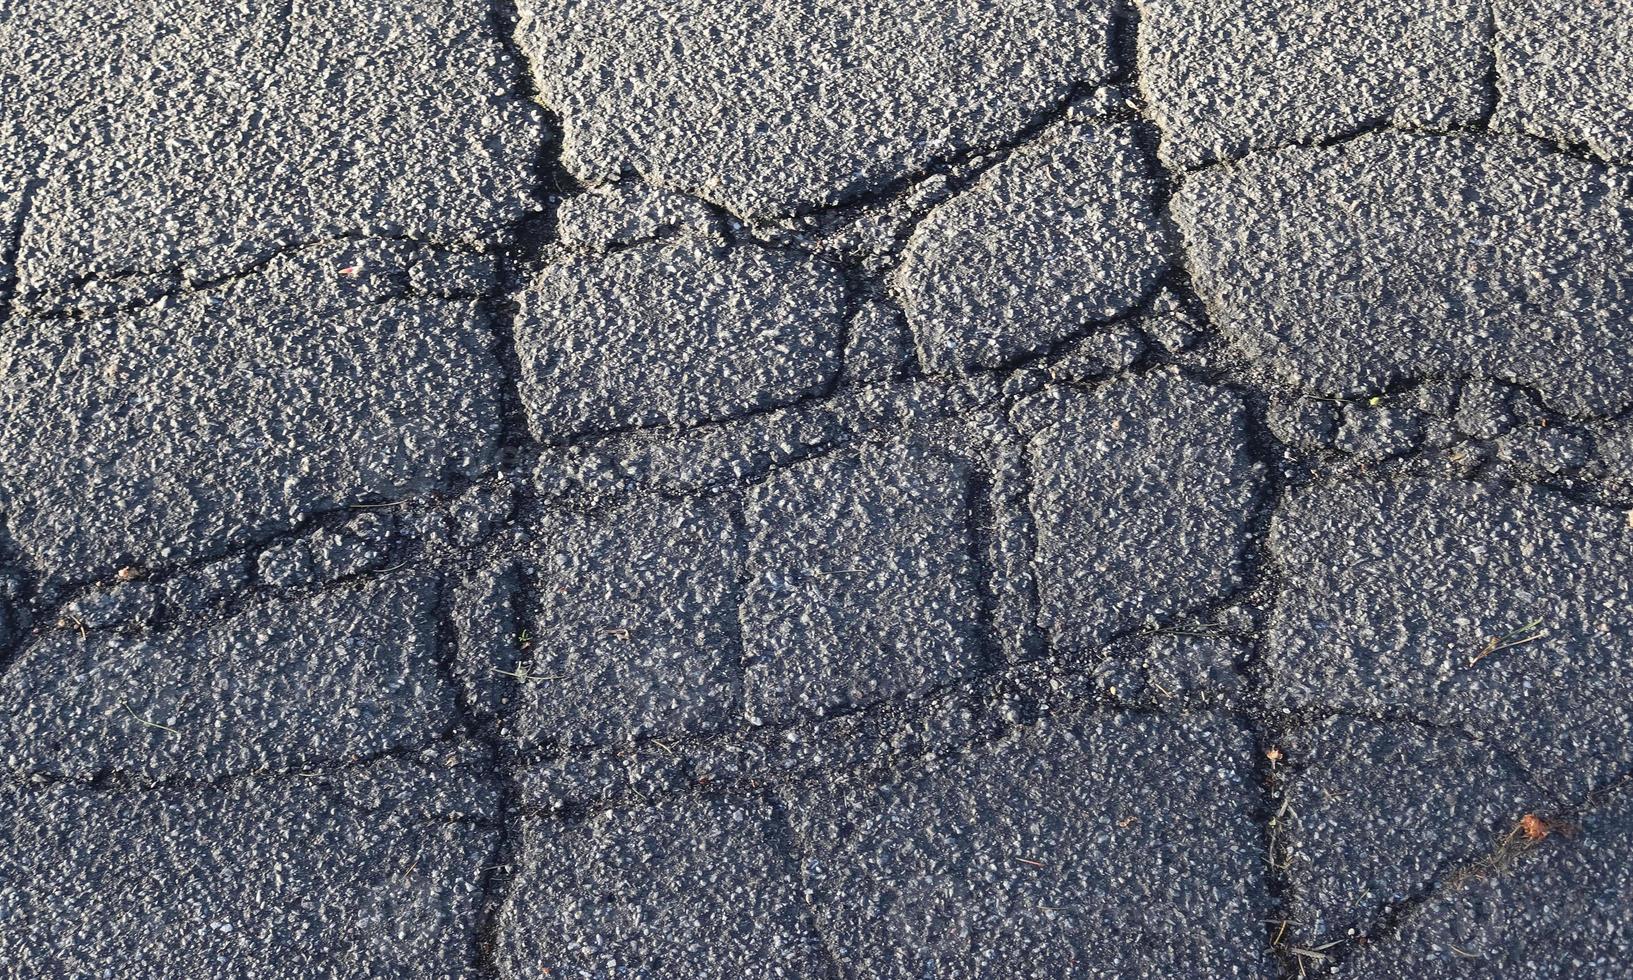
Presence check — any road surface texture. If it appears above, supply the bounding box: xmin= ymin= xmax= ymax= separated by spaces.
xmin=1 ymin=1 xmax=1631 ymax=978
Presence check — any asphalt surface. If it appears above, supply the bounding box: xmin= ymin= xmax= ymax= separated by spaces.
xmin=1 ymin=1 xmax=1631 ymax=978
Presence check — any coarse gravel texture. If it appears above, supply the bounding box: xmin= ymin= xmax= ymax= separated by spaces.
xmin=4 ymin=1 xmax=1633 ymax=978
xmin=0 ymin=749 xmax=498 ymax=979
xmin=781 ymin=709 xmax=1273 ymax=977
xmin=0 ymin=240 xmax=504 ymax=581
xmin=1265 ymin=478 xmax=1633 ymax=799
xmin=1025 ymin=369 xmax=1266 ymax=655
xmin=1492 ymin=0 xmax=1633 ymax=165
xmin=1137 ymin=0 xmax=1493 ymax=169
xmin=1 ymin=574 xmax=458 ymax=786
xmin=1175 ymin=129 xmax=1633 ymax=418
xmin=1347 ymin=781 xmax=1633 ymax=979
xmin=0 ymin=0 xmax=544 ymax=314
xmin=514 ymin=0 xmax=1120 ymax=219
xmin=1274 ymin=715 xmax=1547 ymax=946
xmin=895 ymin=119 xmax=1174 ymax=373
xmin=513 ymin=234 xmax=847 ymax=443
xmin=495 ymin=794 xmax=829 ymax=977
xmin=457 ymin=495 xmax=747 ymax=750
xmin=740 ymin=438 xmax=986 ymax=725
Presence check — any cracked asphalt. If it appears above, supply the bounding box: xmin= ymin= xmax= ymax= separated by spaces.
xmin=1 ymin=1 xmax=1630 ymax=977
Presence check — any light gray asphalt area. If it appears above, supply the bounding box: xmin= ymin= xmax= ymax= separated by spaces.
xmin=1 ymin=0 xmax=1632 ymax=978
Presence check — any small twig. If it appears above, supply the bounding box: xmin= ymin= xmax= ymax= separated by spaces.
xmin=1288 ymin=940 xmax=1341 ymax=961
xmin=1469 ymin=617 xmax=1547 ymax=667
xmin=120 ymin=701 xmax=180 ymax=735
xmin=492 ymin=661 xmax=558 ymax=684
xmin=1137 ymin=625 xmax=1224 ymax=640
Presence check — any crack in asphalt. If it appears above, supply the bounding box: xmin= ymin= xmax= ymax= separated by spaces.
xmin=767 ymin=794 xmax=849 ymax=980
xmin=5 ymin=0 xmax=1631 ymax=975
xmin=1 ymin=730 xmax=475 ymax=798
xmin=1323 ymin=767 xmax=1633 ymax=971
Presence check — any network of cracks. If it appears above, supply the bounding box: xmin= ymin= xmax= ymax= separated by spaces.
xmin=1 ymin=0 xmax=1631 ymax=977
